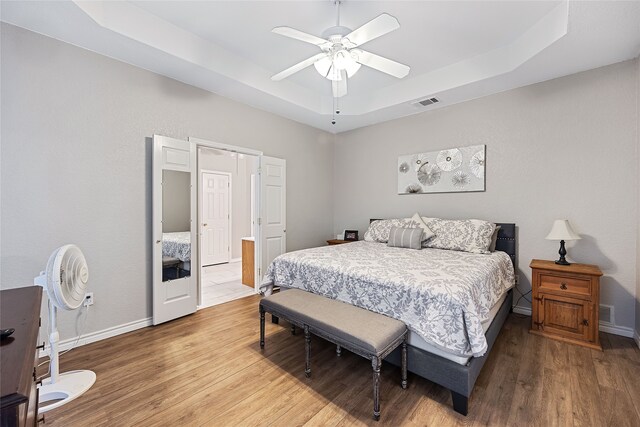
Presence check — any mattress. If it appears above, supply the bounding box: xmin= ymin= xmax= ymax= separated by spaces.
xmin=262 ymin=240 xmax=515 ymax=357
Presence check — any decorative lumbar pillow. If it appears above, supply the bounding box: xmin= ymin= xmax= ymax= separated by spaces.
xmin=410 ymin=213 xmax=436 ymax=242
xmin=364 ymin=218 xmax=413 ymax=242
xmin=422 ymin=218 xmax=496 ymax=254
xmin=387 ymin=227 xmax=423 ymax=250
xmin=489 ymin=225 xmax=501 ymax=252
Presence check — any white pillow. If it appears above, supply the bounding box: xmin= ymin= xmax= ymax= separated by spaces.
xmin=410 ymin=213 xmax=436 ymax=242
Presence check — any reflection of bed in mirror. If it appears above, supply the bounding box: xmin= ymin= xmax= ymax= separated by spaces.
xmin=162 ymin=231 xmax=191 ymax=280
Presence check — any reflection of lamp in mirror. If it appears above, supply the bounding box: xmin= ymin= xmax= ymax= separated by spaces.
xmin=545 ymin=219 xmax=581 ymax=265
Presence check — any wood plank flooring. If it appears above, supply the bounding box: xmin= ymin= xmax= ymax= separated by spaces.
xmin=41 ymin=295 xmax=640 ymax=426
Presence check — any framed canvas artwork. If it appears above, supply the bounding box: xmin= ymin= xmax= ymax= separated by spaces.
xmin=398 ymin=144 xmax=485 ymax=194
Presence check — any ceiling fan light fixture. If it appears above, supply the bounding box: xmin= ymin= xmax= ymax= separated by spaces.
xmin=313 ymin=56 xmax=332 ymax=78
xmin=332 ymin=49 xmax=351 ymax=70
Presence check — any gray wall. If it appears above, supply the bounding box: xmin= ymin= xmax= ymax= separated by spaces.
xmin=198 ymin=148 xmax=257 ymax=260
xmin=162 ymin=170 xmax=191 ymax=233
xmin=334 ymin=60 xmax=639 ymax=330
xmin=0 ymin=24 xmax=334 ymax=341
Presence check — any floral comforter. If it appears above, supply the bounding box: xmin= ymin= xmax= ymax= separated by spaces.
xmin=162 ymin=232 xmax=191 ymax=262
xmin=261 ymin=241 xmax=514 ymax=357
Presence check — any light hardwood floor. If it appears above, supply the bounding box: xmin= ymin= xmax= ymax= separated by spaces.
xmin=41 ymin=295 xmax=640 ymax=426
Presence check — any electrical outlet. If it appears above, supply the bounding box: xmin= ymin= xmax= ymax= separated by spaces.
xmin=84 ymin=292 xmax=94 ymax=307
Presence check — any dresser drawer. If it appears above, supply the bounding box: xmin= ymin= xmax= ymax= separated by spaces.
xmin=538 ymin=274 xmax=591 ymax=298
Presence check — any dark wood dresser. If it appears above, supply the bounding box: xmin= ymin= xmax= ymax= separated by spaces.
xmin=530 ymin=259 xmax=602 ymax=350
xmin=1 ymin=287 xmax=43 ymax=427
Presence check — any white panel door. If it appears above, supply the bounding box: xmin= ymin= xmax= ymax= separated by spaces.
xmin=201 ymin=172 xmax=230 ymax=266
xmin=153 ymin=135 xmax=197 ymax=325
xmin=260 ymin=156 xmax=286 ymax=282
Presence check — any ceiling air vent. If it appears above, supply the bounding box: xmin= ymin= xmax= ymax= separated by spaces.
xmin=414 ymin=97 xmax=440 ymax=108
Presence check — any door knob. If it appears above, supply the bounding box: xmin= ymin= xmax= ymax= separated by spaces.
xmin=203 ymin=223 xmax=208 ymax=227
xmin=156 ymin=240 xmax=161 ymax=244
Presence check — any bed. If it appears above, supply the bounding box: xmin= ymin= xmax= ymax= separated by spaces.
xmin=261 ymin=222 xmax=516 ymax=415
xmin=162 ymin=231 xmax=191 ymax=272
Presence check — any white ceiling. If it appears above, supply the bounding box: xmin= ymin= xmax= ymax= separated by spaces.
xmin=2 ymin=1 xmax=640 ymax=133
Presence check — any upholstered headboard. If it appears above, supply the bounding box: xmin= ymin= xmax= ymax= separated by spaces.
xmin=368 ymin=219 xmax=517 ymax=269
xmin=494 ymin=223 xmax=516 ymax=269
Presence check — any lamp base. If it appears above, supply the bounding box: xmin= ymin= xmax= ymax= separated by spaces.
xmin=555 ymin=240 xmax=570 ymax=265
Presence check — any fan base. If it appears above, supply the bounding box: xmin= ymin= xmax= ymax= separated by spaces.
xmin=38 ymin=370 xmax=96 ymax=413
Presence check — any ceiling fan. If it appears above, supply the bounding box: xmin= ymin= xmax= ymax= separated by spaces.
xmin=270 ymin=1 xmax=410 ymax=99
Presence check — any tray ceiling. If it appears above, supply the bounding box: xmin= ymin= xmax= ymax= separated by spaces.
xmin=2 ymin=1 xmax=640 ymax=133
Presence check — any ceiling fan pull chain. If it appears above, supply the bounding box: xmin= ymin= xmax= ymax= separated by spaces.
xmin=332 ymin=95 xmax=337 ymax=125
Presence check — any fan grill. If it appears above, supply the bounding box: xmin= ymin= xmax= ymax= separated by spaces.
xmin=46 ymin=245 xmax=89 ymax=310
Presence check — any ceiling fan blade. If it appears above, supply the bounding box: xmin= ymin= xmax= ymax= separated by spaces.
xmin=355 ymin=50 xmax=410 ymax=79
xmin=344 ymin=13 xmax=400 ymax=47
xmin=271 ymin=53 xmax=328 ymax=81
xmin=332 ymin=72 xmax=347 ymax=98
xmin=272 ymin=26 xmax=330 ymax=48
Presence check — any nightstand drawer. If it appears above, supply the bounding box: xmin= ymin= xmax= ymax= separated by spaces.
xmin=539 ymin=274 xmax=591 ymax=297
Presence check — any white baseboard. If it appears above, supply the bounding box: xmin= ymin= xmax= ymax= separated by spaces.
xmin=39 ymin=317 xmax=152 ymax=358
xmin=230 ymin=257 xmax=242 ymax=263
xmin=598 ymin=322 xmax=634 ymax=338
xmin=634 ymin=331 xmax=640 ymax=350
xmin=511 ymin=305 xmax=634 ymax=338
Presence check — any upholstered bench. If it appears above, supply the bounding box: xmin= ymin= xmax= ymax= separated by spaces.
xmin=259 ymin=289 xmax=408 ymax=421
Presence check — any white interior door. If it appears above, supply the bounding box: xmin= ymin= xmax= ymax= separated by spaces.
xmin=260 ymin=156 xmax=286 ymax=282
xmin=201 ymin=172 xmax=230 ymax=266
xmin=153 ymin=135 xmax=197 ymax=325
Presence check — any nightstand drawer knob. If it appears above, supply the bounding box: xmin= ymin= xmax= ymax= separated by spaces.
xmin=583 ymin=319 xmax=589 ymax=326
xmin=560 ymin=282 xmax=568 ymax=290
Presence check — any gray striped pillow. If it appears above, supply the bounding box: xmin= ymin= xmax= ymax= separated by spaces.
xmin=387 ymin=227 xmax=423 ymax=250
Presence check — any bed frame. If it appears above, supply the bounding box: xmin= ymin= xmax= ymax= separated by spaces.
xmin=380 ymin=221 xmax=517 ymax=415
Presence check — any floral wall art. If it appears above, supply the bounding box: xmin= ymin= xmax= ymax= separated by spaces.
xmin=398 ymin=144 xmax=486 ymax=194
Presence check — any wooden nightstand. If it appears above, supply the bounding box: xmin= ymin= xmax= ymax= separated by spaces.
xmin=530 ymin=259 xmax=602 ymax=350
xmin=327 ymin=239 xmax=353 ymax=245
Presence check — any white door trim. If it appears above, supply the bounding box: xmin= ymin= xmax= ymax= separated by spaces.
xmin=200 ymin=170 xmax=232 ymax=267
xmin=189 ymin=137 xmax=263 ymax=156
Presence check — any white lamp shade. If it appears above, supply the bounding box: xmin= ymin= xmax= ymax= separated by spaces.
xmin=545 ymin=219 xmax=581 ymax=241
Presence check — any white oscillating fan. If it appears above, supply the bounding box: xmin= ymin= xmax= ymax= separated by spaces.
xmin=34 ymin=244 xmax=96 ymax=413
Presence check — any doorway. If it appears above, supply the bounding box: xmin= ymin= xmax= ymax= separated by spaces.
xmin=153 ymin=135 xmax=287 ymax=324
xmin=198 ymin=147 xmax=258 ymax=308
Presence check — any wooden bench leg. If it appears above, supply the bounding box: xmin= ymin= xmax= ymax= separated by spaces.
xmin=272 ymin=314 xmax=279 ymax=324
xmin=304 ymin=325 xmax=311 ymax=378
xmin=372 ymin=356 xmax=381 ymax=421
xmin=336 ymin=345 xmax=342 ymax=357
xmin=259 ymin=306 xmax=265 ymax=349
xmin=401 ymin=339 xmax=407 ymax=389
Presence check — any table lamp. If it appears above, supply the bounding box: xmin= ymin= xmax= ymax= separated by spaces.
xmin=545 ymin=219 xmax=581 ymax=265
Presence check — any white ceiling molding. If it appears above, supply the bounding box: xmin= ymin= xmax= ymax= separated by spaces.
xmin=73 ymin=1 xmax=323 ymax=113
xmin=343 ymin=1 xmax=569 ymax=115
xmin=2 ymin=1 xmax=639 ymax=133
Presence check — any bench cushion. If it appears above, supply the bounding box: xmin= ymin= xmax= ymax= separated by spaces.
xmin=261 ymin=289 xmax=406 ymax=356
